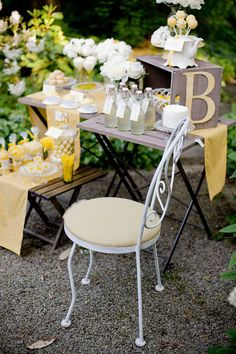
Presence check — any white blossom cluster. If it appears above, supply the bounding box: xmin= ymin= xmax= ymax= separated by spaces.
xmin=100 ymin=56 xmax=145 ymax=82
xmin=63 ymin=38 xmax=98 ymax=72
xmin=26 ymin=36 xmax=45 ymax=53
xmin=64 ymin=37 xmax=145 ymax=82
xmin=8 ymin=80 xmax=25 ymax=96
xmin=228 ymin=287 xmax=236 ymax=308
xmin=156 ymin=0 xmax=204 ymax=10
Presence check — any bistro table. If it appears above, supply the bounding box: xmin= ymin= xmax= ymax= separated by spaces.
xmin=78 ymin=114 xmax=235 ymax=272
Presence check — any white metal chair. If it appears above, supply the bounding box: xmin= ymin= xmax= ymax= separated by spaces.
xmin=61 ymin=117 xmax=189 ymax=347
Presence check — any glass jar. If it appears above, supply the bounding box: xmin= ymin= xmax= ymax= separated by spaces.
xmin=50 ymin=125 xmax=77 ymax=164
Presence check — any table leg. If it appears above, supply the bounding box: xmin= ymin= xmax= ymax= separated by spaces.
xmin=95 ymin=134 xmax=140 ymax=201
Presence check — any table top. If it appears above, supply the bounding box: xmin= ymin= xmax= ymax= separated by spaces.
xmin=78 ymin=115 xmax=235 ymax=152
xmin=18 ymin=91 xmax=102 ymax=120
xmin=78 ymin=115 xmax=198 ymax=151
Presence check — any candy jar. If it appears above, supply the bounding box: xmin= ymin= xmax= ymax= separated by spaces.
xmin=50 ymin=125 xmax=78 ymax=164
xmin=0 ymin=138 xmax=10 ymax=174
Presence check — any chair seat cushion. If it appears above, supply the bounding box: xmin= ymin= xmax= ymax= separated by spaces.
xmin=64 ymin=197 xmax=161 ymax=248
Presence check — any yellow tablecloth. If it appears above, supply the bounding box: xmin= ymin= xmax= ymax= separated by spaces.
xmin=190 ymin=123 xmax=227 ymax=200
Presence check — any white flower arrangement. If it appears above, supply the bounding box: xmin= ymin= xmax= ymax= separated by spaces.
xmin=8 ymin=80 xmax=25 ymax=96
xmin=100 ymin=55 xmax=145 ymax=83
xmin=63 ymin=38 xmax=98 ymax=72
xmin=156 ymin=0 xmax=204 ymax=10
xmin=95 ymin=38 xmax=131 ymax=63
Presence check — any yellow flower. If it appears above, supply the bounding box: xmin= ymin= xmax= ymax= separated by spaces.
xmin=40 ymin=136 xmax=54 ymax=152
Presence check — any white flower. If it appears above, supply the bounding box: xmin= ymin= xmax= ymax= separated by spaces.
xmin=63 ymin=42 xmax=78 ymax=59
xmin=85 ymin=38 xmax=95 ymax=47
xmin=156 ymin=0 xmax=204 ymax=9
xmin=0 ymin=1 xmax=2 ymax=11
xmin=228 ymin=287 xmax=236 ymax=308
xmin=81 ymin=44 xmax=96 ymax=57
xmin=96 ymin=38 xmax=131 ymax=63
xmin=10 ymin=10 xmax=21 ymax=25
xmin=8 ymin=80 xmax=25 ymax=96
xmin=101 ymin=55 xmax=129 ymax=82
xmin=2 ymin=44 xmax=22 ymax=60
xmin=0 ymin=19 xmax=7 ymax=33
xmin=83 ymin=55 xmax=97 ymax=72
xmin=3 ymin=61 xmax=20 ymax=75
xmin=73 ymin=56 xmax=85 ymax=71
xmin=127 ymin=61 xmax=145 ymax=80
xmin=26 ymin=36 xmax=45 ymax=53
xmin=151 ymin=26 xmax=171 ymax=48
xmin=100 ymin=55 xmax=128 ymax=82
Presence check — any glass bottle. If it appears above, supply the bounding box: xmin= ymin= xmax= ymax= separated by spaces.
xmin=117 ymin=87 xmax=131 ymax=131
xmin=128 ymin=84 xmax=138 ymax=108
xmin=130 ymin=90 xmax=145 ymax=135
xmin=116 ymin=82 xmax=127 ymax=106
xmin=103 ymin=85 xmax=117 ymax=128
xmin=144 ymin=87 xmax=156 ymax=131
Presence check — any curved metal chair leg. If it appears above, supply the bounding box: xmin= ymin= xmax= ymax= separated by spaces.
xmin=153 ymin=243 xmax=164 ymax=292
xmin=61 ymin=243 xmax=77 ymax=328
xmin=135 ymin=250 xmax=146 ymax=348
xmin=81 ymin=250 xmax=93 ymax=285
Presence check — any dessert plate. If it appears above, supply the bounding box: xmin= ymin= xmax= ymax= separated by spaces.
xmin=59 ymin=100 xmax=80 ymax=109
xmin=19 ymin=163 xmax=58 ymax=178
xmin=43 ymin=96 xmax=62 ymax=105
xmin=78 ymin=104 xmax=97 ymax=114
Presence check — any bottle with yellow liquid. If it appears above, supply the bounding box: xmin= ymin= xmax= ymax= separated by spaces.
xmin=143 ymin=87 xmax=156 ymax=131
xmin=130 ymin=91 xmax=145 ymax=135
xmin=117 ymin=88 xmax=131 ymax=132
xmin=103 ymin=85 xmax=117 ymax=128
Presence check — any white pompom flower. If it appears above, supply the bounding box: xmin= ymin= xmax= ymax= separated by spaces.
xmin=73 ymin=56 xmax=85 ymax=71
xmin=10 ymin=11 xmax=21 ymax=25
xmin=83 ymin=56 xmax=97 ymax=72
xmin=127 ymin=61 xmax=145 ymax=80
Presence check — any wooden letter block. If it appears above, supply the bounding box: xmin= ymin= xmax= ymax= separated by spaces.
xmin=138 ymin=55 xmax=223 ymax=129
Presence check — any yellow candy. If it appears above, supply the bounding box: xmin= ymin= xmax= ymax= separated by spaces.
xmin=176 ymin=10 xmax=186 ymax=19
xmin=167 ymin=17 xmax=177 ymax=27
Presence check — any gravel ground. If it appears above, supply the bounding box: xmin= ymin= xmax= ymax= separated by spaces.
xmin=0 ymin=165 xmax=235 ymax=354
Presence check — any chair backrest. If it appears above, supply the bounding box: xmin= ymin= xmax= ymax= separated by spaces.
xmin=137 ymin=117 xmax=190 ymax=247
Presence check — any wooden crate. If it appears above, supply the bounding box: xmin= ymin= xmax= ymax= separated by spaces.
xmin=138 ymin=55 xmax=223 ymax=129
